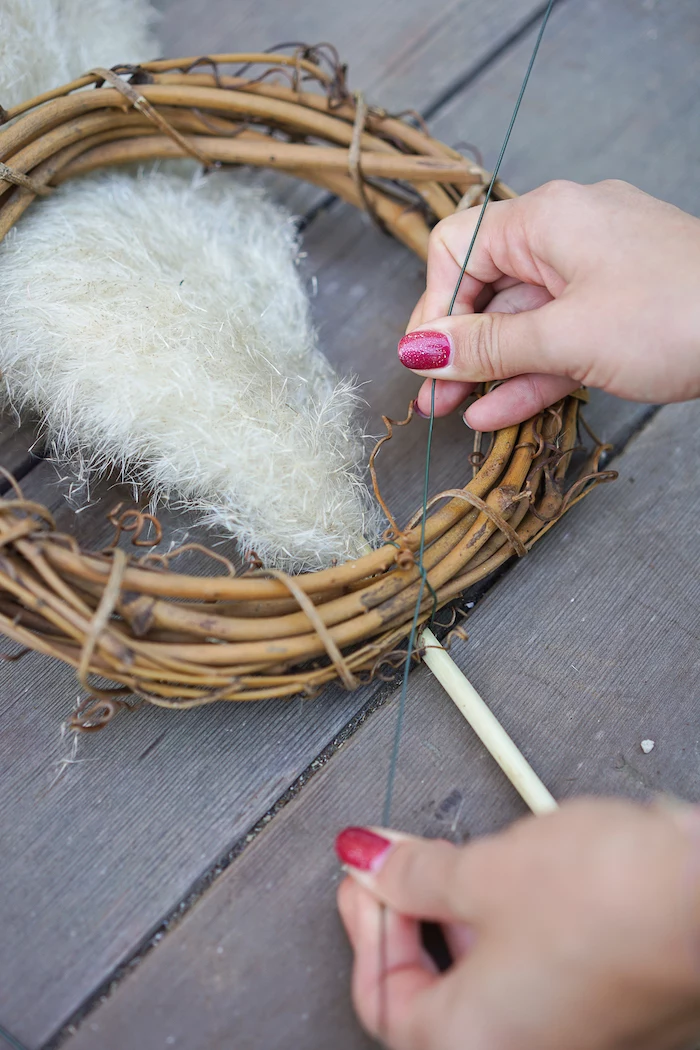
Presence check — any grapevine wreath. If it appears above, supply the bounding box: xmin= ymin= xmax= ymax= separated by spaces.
xmin=0 ymin=46 xmax=616 ymax=729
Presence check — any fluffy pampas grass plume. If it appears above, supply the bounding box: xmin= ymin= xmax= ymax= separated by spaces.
xmin=0 ymin=0 xmax=158 ymax=111
xmin=0 ymin=0 xmax=379 ymax=568
xmin=0 ymin=170 xmax=381 ymax=570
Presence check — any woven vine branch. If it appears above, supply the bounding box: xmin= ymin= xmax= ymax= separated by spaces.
xmin=0 ymin=45 xmax=617 ymax=728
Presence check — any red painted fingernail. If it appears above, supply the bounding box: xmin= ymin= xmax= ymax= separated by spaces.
xmin=335 ymin=827 xmax=392 ymax=872
xmin=398 ymin=330 xmax=451 ymax=370
xmin=412 ymin=398 xmax=429 ymax=419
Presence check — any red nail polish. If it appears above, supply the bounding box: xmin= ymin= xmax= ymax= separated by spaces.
xmin=398 ymin=330 xmax=451 ymax=370
xmin=335 ymin=826 xmax=392 ymax=872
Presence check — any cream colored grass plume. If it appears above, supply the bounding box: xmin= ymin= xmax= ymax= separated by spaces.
xmin=0 ymin=0 xmax=381 ymax=570
xmin=0 ymin=170 xmax=381 ymax=569
xmin=0 ymin=0 xmax=159 ymax=110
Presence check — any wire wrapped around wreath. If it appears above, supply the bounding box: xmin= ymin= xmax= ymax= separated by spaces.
xmin=0 ymin=45 xmax=617 ymax=729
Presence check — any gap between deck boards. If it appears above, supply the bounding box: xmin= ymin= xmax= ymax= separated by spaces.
xmin=65 ymin=399 xmax=700 ymax=1050
xmin=5 ymin=0 xmax=697 ymax=1042
xmin=6 ymin=9 xmax=585 ymax=1048
xmin=0 ymin=8 xmax=570 ymax=1044
xmin=295 ymin=0 xmax=567 ymax=232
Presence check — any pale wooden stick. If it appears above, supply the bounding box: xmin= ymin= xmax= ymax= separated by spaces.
xmin=419 ymin=627 xmax=557 ymax=815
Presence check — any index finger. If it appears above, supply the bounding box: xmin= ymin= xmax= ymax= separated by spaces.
xmin=421 ymin=199 xmax=516 ymax=323
xmin=420 ymin=187 xmax=572 ymax=325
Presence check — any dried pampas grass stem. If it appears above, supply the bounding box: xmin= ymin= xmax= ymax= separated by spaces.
xmin=0 ymin=168 xmax=378 ymax=570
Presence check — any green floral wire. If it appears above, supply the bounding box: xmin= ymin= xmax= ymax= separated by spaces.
xmin=0 ymin=9 xmax=559 ymax=1049
xmin=378 ymin=3 xmax=557 ymax=1035
xmin=381 ymin=0 xmax=556 ymax=832
xmin=382 ymin=379 xmax=436 ymax=827
xmin=0 ymin=1023 xmax=29 ymax=1050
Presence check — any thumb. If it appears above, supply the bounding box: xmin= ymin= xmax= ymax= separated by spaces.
xmin=335 ymin=826 xmax=492 ymax=924
xmin=397 ymin=305 xmax=560 ymax=383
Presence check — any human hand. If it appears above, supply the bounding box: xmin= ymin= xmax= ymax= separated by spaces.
xmin=401 ymin=180 xmax=700 ymax=429
xmin=336 ymin=798 xmax=700 ymax=1050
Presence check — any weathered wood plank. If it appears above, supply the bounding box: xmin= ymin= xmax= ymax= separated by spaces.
xmin=67 ymin=399 xmax=700 ymax=1050
xmin=2 ymin=0 xmax=700 ymax=1045
xmin=0 ymin=0 xmax=544 ymax=468
xmin=152 ymin=0 xmax=549 ymax=216
xmin=154 ymin=0 xmax=547 ymax=112
xmin=0 ymin=466 xmax=382 ymax=1050
xmin=298 ymin=203 xmax=651 ymax=468
xmin=0 ymin=2 xmax=558 ymax=1043
xmin=303 ymin=0 xmax=700 ymax=453
xmin=430 ymin=0 xmax=700 ymax=217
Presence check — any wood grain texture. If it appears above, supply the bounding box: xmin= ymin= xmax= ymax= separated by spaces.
xmin=151 ymin=0 xmax=548 ymax=216
xmin=1 ymin=0 xmax=700 ymax=1045
xmin=0 ymin=0 xmax=543 ymax=460
xmin=300 ymin=0 xmax=700 ymax=454
xmin=0 ymin=3 xmax=556 ymax=1044
xmin=297 ymin=202 xmax=652 ymax=475
xmin=66 ymin=400 xmax=700 ymax=1050
xmin=0 ymin=462 xmax=383 ymax=1049
xmin=153 ymin=0 xmax=547 ymax=112
xmin=430 ymin=0 xmax=700 ymax=214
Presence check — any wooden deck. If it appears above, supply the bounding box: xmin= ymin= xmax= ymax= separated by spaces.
xmin=1 ymin=2 xmax=699 ymax=1047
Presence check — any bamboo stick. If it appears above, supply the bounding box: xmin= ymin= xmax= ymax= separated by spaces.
xmin=419 ymin=627 xmax=558 ymax=815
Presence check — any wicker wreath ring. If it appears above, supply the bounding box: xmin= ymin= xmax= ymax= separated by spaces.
xmin=0 ymin=46 xmax=616 ymax=729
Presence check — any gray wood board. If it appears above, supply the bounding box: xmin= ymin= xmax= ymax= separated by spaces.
xmin=1 ymin=0 xmax=699 ymax=1044
xmin=155 ymin=0 xmax=547 ymax=113
xmin=302 ymin=0 xmax=700 ymax=454
xmin=0 ymin=2 xmax=555 ymax=1044
xmin=0 ymin=0 xmax=543 ymax=467
xmin=298 ymin=199 xmax=652 ymax=464
xmin=430 ymin=0 xmax=700 ymax=215
xmin=0 ymin=459 xmax=386 ymax=1050
xmin=67 ymin=398 xmax=700 ymax=1050
xmin=152 ymin=0 xmax=548 ymax=217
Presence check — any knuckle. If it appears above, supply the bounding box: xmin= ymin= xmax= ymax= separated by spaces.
xmin=385 ymin=839 xmax=461 ymax=913
xmin=463 ymin=313 xmax=502 ymax=379
xmin=597 ymin=177 xmax=632 ymax=193
xmin=431 ymin=214 xmax=452 ymax=238
xmin=385 ymin=840 xmax=416 ymax=887
xmin=453 ymin=833 xmax=507 ymax=907
xmin=429 ymin=214 xmax=456 ymax=250
xmin=537 ymin=178 xmax=581 ymax=203
xmin=529 ymin=179 xmax=587 ymax=232
xmin=427 ymin=214 xmax=462 ymax=268
xmin=383 ymin=839 xmax=431 ymax=902
xmin=522 ymin=371 xmax=545 ymax=412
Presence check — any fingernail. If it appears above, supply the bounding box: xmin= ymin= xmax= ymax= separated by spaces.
xmin=398 ymin=330 xmax=452 ymax=370
xmin=412 ymin=398 xmax=429 ymax=419
xmin=335 ymin=826 xmax=392 ymax=872
xmin=462 ymin=411 xmax=473 ymax=430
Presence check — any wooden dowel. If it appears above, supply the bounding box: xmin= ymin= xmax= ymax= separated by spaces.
xmin=419 ymin=627 xmax=557 ymax=815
